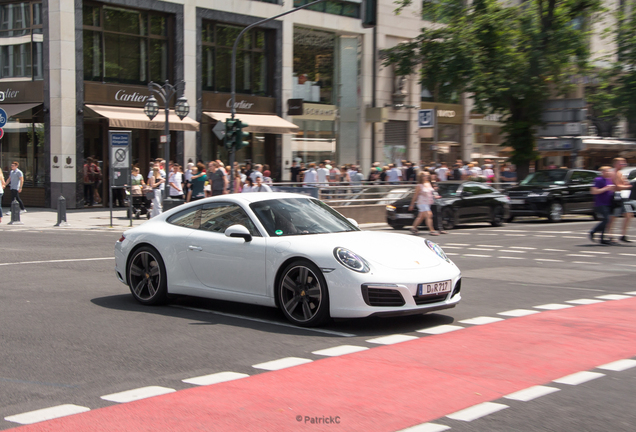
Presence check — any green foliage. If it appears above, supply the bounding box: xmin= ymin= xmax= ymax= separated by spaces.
xmin=384 ymin=0 xmax=602 ymax=170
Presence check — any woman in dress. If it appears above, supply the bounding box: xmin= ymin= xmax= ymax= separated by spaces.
xmin=149 ymin=166 xmax=165 ymax=218
xmin=408 ymin=171 xmax=439 ymax=235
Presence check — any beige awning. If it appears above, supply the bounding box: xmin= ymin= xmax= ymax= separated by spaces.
xmin=2 ymin=103 xmax=40 ymax=118
xmin=85 ymin=104 xmax=199 ymax=132
xmin=203 ymin=111 xmax=299 ymax=134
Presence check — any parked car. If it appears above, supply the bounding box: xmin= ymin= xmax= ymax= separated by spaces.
xmin=620 ymin=167 xmax=636 ymax=200
xmin=386 ymin=181 xmax=511 ymax=230
xmin=115 ymin=193 xmax=461 ymax=327
xmin=506 ymin=169 xmax=600 ymax=222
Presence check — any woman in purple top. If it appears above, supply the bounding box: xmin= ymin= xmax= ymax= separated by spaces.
xmin=590 ymin=167 xmax=617 ymax=244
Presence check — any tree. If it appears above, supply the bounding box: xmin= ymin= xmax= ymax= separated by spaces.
xmin=613 ymin=0 xmax=636 ymax=136
xmin=383 ymin=0 xmax=602 ymax=178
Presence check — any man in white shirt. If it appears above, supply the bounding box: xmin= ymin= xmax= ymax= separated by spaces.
xmin=168 ymin=165 xmax=184 ymax=199
xmin=250 ymin=164 xmax=263 ymax=183
xmin=435 ymin=162 xmax=449 ymax=181
xmin=317 ymin=162 xmax=329 ymax=185
xmin=303 ymin=163 xmax=318 ymax=186
xmin=386 ymin=164 xmax=402 ymax=184
xmin=253 ymin=176 xmax=272 ymax=192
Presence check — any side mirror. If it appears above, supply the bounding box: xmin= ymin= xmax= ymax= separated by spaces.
xmin=225 ymin=224 xmax=252 ymax=242
xmin=347 ymin=218 xmax=359 ymax=227
xmin=461 ymin=191 xmax=473 ymax=197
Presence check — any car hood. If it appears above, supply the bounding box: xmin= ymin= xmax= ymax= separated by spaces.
xmin=301 ymin=231 xmax=445 ymax=270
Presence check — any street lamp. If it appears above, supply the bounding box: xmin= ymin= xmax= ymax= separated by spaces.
xmin=144 ymin=80 xmax=189 ymax=207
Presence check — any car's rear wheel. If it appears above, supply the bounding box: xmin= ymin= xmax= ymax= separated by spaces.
xmin=278 ymin=260 xmax=329 ymax=327
xmin=127 ymin=246 xmax=168 ymax=305
xmin=442 ymin=208 xmax=455 ymax=230
xmin=491 ymin=206 xmax=505 ymax=227
xmin=547 ymin=202 xmax=564 ymax=222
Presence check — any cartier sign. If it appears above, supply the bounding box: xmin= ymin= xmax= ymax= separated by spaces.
xmin=84 ymin=82 xmax=156 ymax=108
xmin=0 ymin=81 xmax=43 ymax=103
xmin=115 ymin=90 xmax=149 ymax=103
xmin=202 ymin=92 xmax=276 ymax=115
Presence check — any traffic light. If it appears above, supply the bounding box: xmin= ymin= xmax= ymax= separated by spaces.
xmin=234 ymin=120 xmax=250 ymax=151
xmin=224 ymin=118 xmax=237 ymax=150
xmin=361 ymin=0 xmax=377 ymax=28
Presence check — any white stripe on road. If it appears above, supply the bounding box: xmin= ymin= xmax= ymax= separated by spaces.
xmin=497 ymin=309 xmax=540 ymax=317
xmin=312 ymin=345 xmax=369 ymax=357
xmin=534 ymin=235 xmax=554 ymax=238
xmin=4 ymin=404 xmax=90 ymax=425
xmin=0 ymin=257 xmax=114 ymax=266
xmin=579 ymin=251 xmax=610 ymax=254
xmin=553 ymin=371 xmax=605 ymax=385
xmin=252 ymin=357 xmax=312 ymax=371
xmin=543 ymin=249 xmax=567 ymax=252
xmin=505 ymin=234 xmax=527 ymax=236
xmin=468 ymin=248 xmax=494 ymax=251
xmin=535 ymin=258 xmax=564 ymax=262
xmin=446 ymin=252 xmax=459 ymax=256
xmin=595 ymin=294 xmax=633 ymax=301
xmin=511 ymin=246 xmax=536 ymax=250
xmin=366 ymin=334 xmax=419 ymax=345
xmin=573 ymin=261 xmax=596 ymax=265
xmin=397 ymin=423 xmax=451 ymax=432
xmin=619 ymin=253 xmax=636 ymax=257
xmin=476 ymin=245 xmax=503 ymax=248
xmin=182 ymin=372 xmax=249 ymax=386
xmin=171 ymin=305 xmax=355 ymax=338
xmin=534 ymin=304 xmax=574 ymax=310
xmin=562 ymin=236 xmax=586 ymax=239
xmin=625 ymin=291 xmax=636 ymax=295
xmin=504 ymin=385 xmax=560 ymax=402
xmin=477 ymin=233 xmax=497 ymax=236
xmin=463 ymin=254 xmax=492 ymax=258
xmin=446 ymin=402 xmax=508 ymax=422
xmin=499 ymin=249 xmax=526 ymax=253
xmin=459 ymin=316 xmax=504 ymax=325
xmin=597 ymin=359 xmax=636 ymax=371
xmin=567 ymin=254 xmax=594 ymax=257
xmin=101 ymin=386 xmax=176 ymax=403
xmin=417 ymin=325 xmax=464 ymax=335
xmin=439 ymin=246 xmax=462 ymax=249
xmin=566 ymin=299 xmax=605 ymax=305
xmin=497 ymin=256 xmax=525 ymax=260
xmin=445 ymin=243 xmax=470 ymax=246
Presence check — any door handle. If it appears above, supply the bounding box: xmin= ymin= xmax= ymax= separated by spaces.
xmin=188 ymin=245 xmax=203 ymax=252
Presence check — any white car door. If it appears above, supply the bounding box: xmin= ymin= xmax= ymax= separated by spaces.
xmin=186 ymin=201 xmax=268 ymax=297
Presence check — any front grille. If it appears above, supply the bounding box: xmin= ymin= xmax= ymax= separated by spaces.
xmin=508 ymin=191 xmax=529 ymax=198
xmin=413 ymin=293 xmax=448 ymax=305
xmin=361 ymin=286 xmax=406 ymax=307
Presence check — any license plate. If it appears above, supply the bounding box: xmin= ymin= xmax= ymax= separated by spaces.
xmin=510 ymin=199 xmax=525 ymax=205
xmin=417 ymin=280 xmax=452 ymax=296
xmin=395 ymin=213 xmax=414 ymax=219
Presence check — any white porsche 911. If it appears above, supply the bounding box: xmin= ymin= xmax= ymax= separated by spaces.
xmin=114 ymin=193 xmax=462 ymax=327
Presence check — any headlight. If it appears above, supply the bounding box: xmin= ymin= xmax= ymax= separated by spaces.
xmin=386 ymin=205 xmax=396 ymax=211
xmin=425 ymin=239 xmax=450 ymax=263
xmin=333 ymin=247 xmax=370 ymax=273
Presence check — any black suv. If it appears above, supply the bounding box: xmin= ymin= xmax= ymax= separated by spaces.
xmin=506 ymin=169 xmax=599 ymax=222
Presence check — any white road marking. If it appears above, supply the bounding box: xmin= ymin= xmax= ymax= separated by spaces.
xmin=511 ymin=246 xmax=536 ymax=250
xmin=312 ymin=345 xmax=369 ymax=356
xmin=619 ymin=253 xmax=636 ymax=257
xmin=397 ymin=422 xmax=451 ymax=432
xmin=580 ymin=251 xmax=610 ymax=255
xmin=445 ymin=243 xmax=470 ymax=246
xmin=505 ymin=234 xmax=527 ymax=236
xmin=562 ymin=236 xmax=586 ymax=239
xmin=534 ymin=303 xmax=574 ymax=310
xmin=468 ymin=248 xmax=494 ymax=251
xmin=624 ymin=291 xmax=636 ymax=295
xmin=553 ymin=371 xmax=605 ymax=385
xmin=535 ymin=258 xmax=564 ymax=262
xmin=463 ymin=254 xmax=492 ymax=258
xmin=566 ymin=299 xmax=605 ymax=305
xmin=101 ymin=386 xmax=176 ymax=403
xmin=446 ymin=402 xmax=508 ymax=422
xmin=497 ymin=309 xmax=540 ymax=317
xmin=416 ymin=325 xmax=464 ymax=335
xmin=497 ymin=256 xmax=525 ymax=260
xmin=477 ymin=233 xmax=497 ymax=236
xmin=446 ymin=252 xmax=459 ymax=256
xmin=597 ymin=359 xmax=636 ymax=371
xmin=448 ymin=232 xmax=469 ymax=235
xmin=567 ymin=254 xmax=594 ymax=257
xmin=4 ymin=404 xmax=90 ymax=425
xmin=499 ymin=249 xmax=526 ymax=253
xmin=182 ymin=372 xmax=249 ymax=386
xmin=0 ymin=257 xmax=114 ymax=266
xmin=534 ymin=235 xmax=554 ymax=238
xmin=171 ymin=305 xmax=355 ymax=337
xmin=366 ymin=334 xmax=419 ymax=345
xmin=573 ymin=261 xmax=596 ymax=265
xmin=459 ymin=316 xmax=504 ymax=325
xmin=440 ymin=246 xmax=462 ymax=249
xmin=595 ymin=294 xmax=633 ymax=300
xmin=543 ymin=249 xmax=567 ymax=252
xmin=476 ymin=244 xmax=503 ymax=248
xmin=252 ymin=357 xmax=312 ymax=371
xmin=504 ymin=385 xmax=560 ymax=402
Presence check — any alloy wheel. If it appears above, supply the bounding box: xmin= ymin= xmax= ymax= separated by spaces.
xmin=128 ymin=250 xmax=163 ymax=302
xmin=280 ymin=265 xmax=324 ymax=324
xmin=549 ymin=202 xmax=563 ymax=222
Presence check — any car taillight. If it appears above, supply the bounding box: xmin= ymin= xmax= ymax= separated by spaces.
xmin=118 ymin=234 xmax=126 ymax=243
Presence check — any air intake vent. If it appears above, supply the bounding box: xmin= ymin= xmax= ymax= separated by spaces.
xmin=361 ymin=286 xmax=406 ymax=307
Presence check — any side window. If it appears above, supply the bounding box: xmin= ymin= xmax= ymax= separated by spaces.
xmin=463 ymin=185 xmax=481 ymax=195
xmin=569 ymin=171 xmax=585 ymax=182
xmin=475 ymin=184 xmax=493 ymax=195
xmin=583 ymin=171 xmax=597 ymax=183
xmin=199 ymin=202 xmax=260 ymax=236
xmin=167 ymin=206 xmax=201 ymax=229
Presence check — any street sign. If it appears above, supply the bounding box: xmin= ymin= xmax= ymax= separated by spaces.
xmin=213 ymin=120 xmax=226 ymax=140
xmin=0 ymin=108 xmax=7 ymax=128
xmin=0 ymin=91 xmax=5 ymax=102
xmin=418 ymin=109 xmax=435 ymax=128
xmin=0 ymin=128 xmax=4 ymax=139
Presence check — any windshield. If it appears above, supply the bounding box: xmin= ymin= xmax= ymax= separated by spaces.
xmin=250 ymin=198 xmax=359 ymax=237
xmin=520 ymin=170 xmax=568 ymax=186
xmin=437 ymin=183 xmax=461 ymax=197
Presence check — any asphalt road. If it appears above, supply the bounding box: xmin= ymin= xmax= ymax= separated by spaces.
xmin=1 ymin=217 xmax=635 ymax=431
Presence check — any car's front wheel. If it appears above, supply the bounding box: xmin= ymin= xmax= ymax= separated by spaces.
xmin=547 ymin=201 xmax=564 ymax=222
xmin=278 ymin=260 xmax=330 ymax=327
xmin=442 ymin=208 xmax=455 ymax=230
xmin=491 ymin=206 xmax=505 ymax=227
xmin=127 ymin=246 xmax=168 ymax=305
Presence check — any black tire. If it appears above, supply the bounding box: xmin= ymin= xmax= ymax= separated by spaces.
xmin=547 ymin=201 xmax=564 ymax=222
xmin=390 ymin=223 xmax=406 ymax=230
xmin=507 ymin=216 xmax=515 ymax=223
xmin=278 ymin=260 xmax=330 ymax=327
xmin=127 ymin=246 xmax=168 ymax=305
xmin=491 ymin=206 xmax=505 ymax=227
xmin=442 ymin=208 xmax=455 ymax=230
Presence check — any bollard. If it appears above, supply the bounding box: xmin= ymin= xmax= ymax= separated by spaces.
xmin=54 ymin=195 xmax=70 ymax=227
xmin=7 ymin=199 xmax=23 ymax=225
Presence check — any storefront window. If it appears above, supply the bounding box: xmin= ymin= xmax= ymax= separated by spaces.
xmin=474 ymin=125 xmax=500 ymax=144
xmin=421 ymin=85 xmax=460 ymax=104
xmin=83 ymin=3 xmax=170 ymax=85
xmin=291 ymin=119 xmax=336 ymax=164
xmin=293 ymin=0 xmax=360 ymax=18
xmin=1 ymin=119 xmax=45 ymax=186
xmin=293 ymin=27 xmax=335 ymax=104
xmin=0 ymin=1 xmax=43 ymax=81
xmin=201 ymin=22 xmax=270 ymax=96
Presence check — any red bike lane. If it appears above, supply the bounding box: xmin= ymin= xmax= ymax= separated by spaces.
xmin=16 ymin=297 xmax=636 ymax=432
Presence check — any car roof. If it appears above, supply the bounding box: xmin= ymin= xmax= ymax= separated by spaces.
xmin=199 ymin=192 xmax=314 ymax=205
